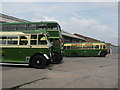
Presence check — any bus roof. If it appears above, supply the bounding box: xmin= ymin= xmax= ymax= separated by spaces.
xmin=0 ymin=21 xmax=59 ymax=25
xmin=64 ymin=42 xmax=106 ymax=46
xmin=21 ymin=30 xmax=47 ymax=34
xmin=64 ymin=42 xmax=106 ymax=44
xmin=0 ymin=31 xmax=25 ymax=36
xmin=0 ymin=30 xmax=47 ymax=36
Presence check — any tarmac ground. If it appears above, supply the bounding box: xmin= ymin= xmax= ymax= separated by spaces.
xmin=1 ymin=53 xmax=118 ymax=89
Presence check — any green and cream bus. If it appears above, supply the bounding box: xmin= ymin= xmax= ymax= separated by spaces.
xmin=0 ymin=21 xmax=64 ymax=64
xmin=0 ymin=30 xmax=52 ymax=68
xmin=64 ymin=42 xmax=108 ymax=57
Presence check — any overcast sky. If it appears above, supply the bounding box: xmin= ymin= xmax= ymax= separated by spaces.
xmin=1 ymin=2 xmax=118 ymax=45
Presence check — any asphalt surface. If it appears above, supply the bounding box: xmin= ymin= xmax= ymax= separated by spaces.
xmin=1 ymin=54 xmax=118 ymax=88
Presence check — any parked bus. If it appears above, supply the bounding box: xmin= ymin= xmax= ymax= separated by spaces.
xmin=64 ymin=42 xmax=108 ymax=57
xmin=0 ymin=21 xmax=63 ymax=64
xmin=0 ymin=31 xmax=52 ymax=68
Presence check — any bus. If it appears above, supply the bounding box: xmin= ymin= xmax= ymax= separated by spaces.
xmin=0 ymin=21 xmax=64 ymax=64
xmin=0 ymin=30 xmax=52 ymax=68
xmin=64 ymin=42 xmax=108 ymax=57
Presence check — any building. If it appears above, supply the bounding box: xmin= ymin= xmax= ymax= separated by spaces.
xmin=74 ymin=33 xmax=102 ymax=42
xmin=0 ymin=13 xmax=30 ymax=23
xmin=62 ymin=31 xmax=85 ymax=43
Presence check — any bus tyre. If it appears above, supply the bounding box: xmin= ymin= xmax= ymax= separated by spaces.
xmin=31 ymin=55 xmax=46 ymax=69
xmin=71 ymin=52 xmax=78 ymax=57
xmin=100 ymin=52 xmax=106 ymax=57
xmin=51 ymin=53 xmax=61 ymax=64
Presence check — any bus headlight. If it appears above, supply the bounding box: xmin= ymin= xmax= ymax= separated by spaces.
xmin=44 ymin=54 xmax=49 ymax=59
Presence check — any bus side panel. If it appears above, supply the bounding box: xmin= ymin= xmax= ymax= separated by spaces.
xmin=64 ymin=50 xmax=71 ymax=56
xmin=2 ymin=48 xmax=49 ymax=63
xmin=64 ymin=50 xmax=85 ymax=56
xmin=83 ymin=49 xmax=107 ymax=56
xmin=85 ymin=49 xmax=99 ymax=56
xmin=64 ymin=49 xmax=100 ymax=57
xmin=2 ymin=48 xmax=30 ymax=63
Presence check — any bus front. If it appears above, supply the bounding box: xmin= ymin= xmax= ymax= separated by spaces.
xmin=47 ymin=22 xmax=64 ymax=64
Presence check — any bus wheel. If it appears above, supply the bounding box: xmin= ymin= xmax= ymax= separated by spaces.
xmin=71 ymin=52 xmax=78 ymax=57
xmin=100 ymin=52 xmax=106 ymax=57
xmin=51 ymin=53 xmax=61 ymax=64
xmin=31 ymin=55 xmax=46 ymax=69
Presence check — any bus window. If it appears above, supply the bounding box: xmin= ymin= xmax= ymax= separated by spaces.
xmin=36 ymin=24 xmax=46 ymax=30
xmin=71 ymin=46 xmax=74 ymax=50
xmin=8 ymin=25 xmax=17 ymax=31
xmin=48 ymin=27 xmax=58 ymax=30
xmin=77 ymin=46 xmax=82 ymax=49
xmin=27 ymin=24 xmax=36 ymax=30
xmin=0 ymin=25 xmax=2 ymax=31
xmin=20 ymin=36 xmax=28 ymax=45
xmin=64 ymin=46 xmax=66 ymax=50
xmin=95 ymin=45 xmax=99 ymax=49
xmin=7 ymin=25 xmax=12 ymax=31
xmin=31 ymin=35 xmax=37 ymax=39
xmin=0 ymin=36 xmax=7 ymax=45
xmin=30 ymin=35 xmax=37 ymax=45
xmin=17 ymin=24 xmax=27 ymax=30
xmin=83 ymin=46 xmax=87 ymax=49
xmin=92 ymin=45 xmax=93 ymax=49
xmin=3 ymin=25 xmax=8 ymax=31
xmin=100 ymin=45 xmax=102 ymax=49
xmin=71 ymin=46 xmax=77 ymax=50
xmin=8 ymin=36 xmax=18 ymax=45
xmin=38 ymin=35 xmax=47 ymax=45
xmin=103 ymin=45 xmax=106 ymax=49
xmin=67 ymin=46 xmax=70 ymax=50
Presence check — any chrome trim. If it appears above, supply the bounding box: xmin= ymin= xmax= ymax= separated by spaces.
xmin=44 ymin=54 xmax=49 ymax=59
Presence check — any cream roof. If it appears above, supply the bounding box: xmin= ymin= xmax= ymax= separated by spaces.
xmin=0 ymin=32 xmax=24 ymax=36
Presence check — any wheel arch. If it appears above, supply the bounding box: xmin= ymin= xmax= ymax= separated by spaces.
xmin=98 ymin=50 xmax=107 ymax=56
xmin=30 ymin=52 xmax=49 ymax=63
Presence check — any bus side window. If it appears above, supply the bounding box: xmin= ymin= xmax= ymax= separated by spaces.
xmin=100 ymin=45 xmax=102 ymax=49
xmin=8 ymin=24 xmax=17 ymax=31
xmin=64 ymin=46 xmax=66 ymax=50
xmin=30 ymin=35 xmax=37 ymax=45
xmin=91 ymin=46 xmax=93 ymax=49
xmin=27 ymin=24 xmax=36 ymax=30
xmin=67 ymin=46 xmax=70 ymax=50
xmin=78 ymin=46 xmax=82 ymax=49
xmin=95 ymin=45 xmax=99 ymax=49
xmin=3 ymin=25 xmax=8 ymax=31
xmin=0 ymin=36 xmax=7 ymax=45
xmin=71 ymin=46 xmax=77 ymax=50
xmin=38 ymin=35 xmax=47 ymax=45
xmin=71 ymin=46 xmax=74 ymax=50
xmin=18 ymin=24 xmax=27 ymax=30
xmin=0 ymin=25 xmax=2 ymax=31
xmin=83 ymin=46 xmax=86 ymax=49
xmin=20 ymin=36 xmax=28 ymax=45
xmin=8 ymin=36 xmax=18 ymax=45
xmin=103 ymin=45 xmax=106 ymax=49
